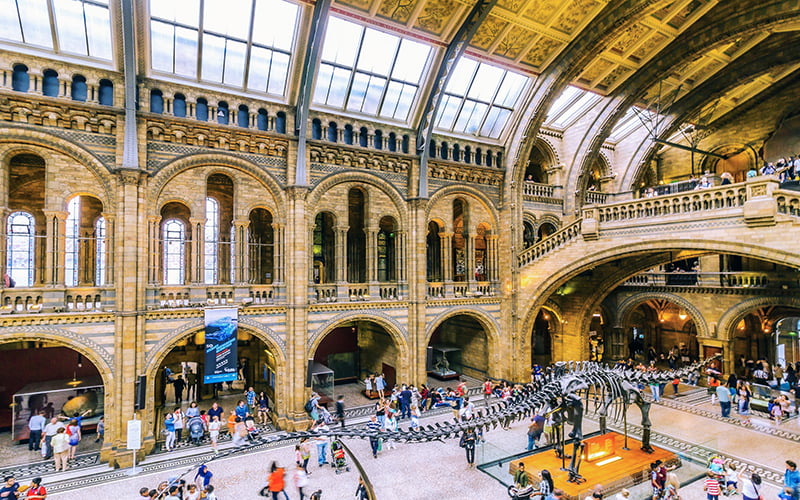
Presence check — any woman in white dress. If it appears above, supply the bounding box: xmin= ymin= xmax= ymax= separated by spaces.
xmin=208 ymin=416 xmax=221 ymax=453
xmin=365 ymin=375 xmax=373 ymax=398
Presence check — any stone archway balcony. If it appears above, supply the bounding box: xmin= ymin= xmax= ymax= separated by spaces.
xmin=0 ymin=285 xmax=115 ymax=314
xmin=426 ymin=280 xmax=499 ymax=299
xmin=522 ymin=181 xmax=565 ymax=209
xmin=310 ymin=281 xmax=407 ymax=303
xmin=145 ymin=283 xmax=282 ymax=310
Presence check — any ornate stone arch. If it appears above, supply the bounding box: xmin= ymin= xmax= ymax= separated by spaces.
xmin=615 ymin=292 xmax=709 ymax=338
xmin=535 ymin=213 xmax=561 ymax=232
xmin=717 ymin=296 xmax=800 ymax=342
xmin=307 ymin=171 xmax=408 ymax=229
xmin=144 ymin=316 xmax=287 ymax=374
xmin=307 ymin=310 xmax=408 ymax=357
xmin=147 ymin=153 xmax=285 ymax=222
xmin=0 ymin=130 xmax=117 ymax=211
xmin=426 ymin=184 xmax=500 ymax=229
xmin=0 ymin=326 xmax=114 ymax=384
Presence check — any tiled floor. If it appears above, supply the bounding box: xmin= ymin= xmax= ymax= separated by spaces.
xmin=43 ymin=393 xmax=800 ymax=500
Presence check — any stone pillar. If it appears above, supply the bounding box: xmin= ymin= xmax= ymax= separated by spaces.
xmin=59 ymin=78 xmax=70 ymax=98
xmin=487 ymin=234 xmax=499 ymax=283
xmin=101 ymin=214 xmax=116 ymax=286
xmin=0 ymin=209 xmax=8 ymax=281
xmin=440 ymin=232 xmax=452 ymax=282
xmin=273 ymin=223 xmax=285 ymax=284
xmin=395 ymin=230 xmax=406 ymax=285
xmin=336 ymin=226 xmax=348 ymax=299
xmin=43 ymin=211 xmax=68 ymax=286
xmin=147 ymin=216 xmax=161 ymax=284
xmin=190 ymin=218 xmax=204 ymax=285
xmin=465 ymin=231 xmax=474 ymax=284
xmin=232 ymin=219 xmax=249 ymax=285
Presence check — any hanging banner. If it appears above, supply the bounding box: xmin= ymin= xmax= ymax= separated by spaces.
xmin=203 ymin=307 xmax=239 ymax=384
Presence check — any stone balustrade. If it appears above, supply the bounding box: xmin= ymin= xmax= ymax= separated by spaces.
xmin=517 ymin=219 xmax=583 ymax=266
xmin=622 ymin=271 xmax=799 ymax=289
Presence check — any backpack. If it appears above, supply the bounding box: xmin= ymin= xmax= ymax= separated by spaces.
xmin=304 ymin=400 xmax=314 ymax=413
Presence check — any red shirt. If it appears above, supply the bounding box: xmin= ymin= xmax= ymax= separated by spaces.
xmin=705 ymin=477 xmax=721 ymax=495
xmin=26 ymin=485 xmax=47 ymax=499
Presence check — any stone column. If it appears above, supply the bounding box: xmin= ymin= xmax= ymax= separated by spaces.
xmin=273 ymin=223 xmax=285 ymax=284
xmin=487 ymin=234 xmax=499 ymax=284
xmin=190 ymin=218 xmax=205 ymax=285
xmin=395 ymin=230 xmax=406 ymax=285
xmin=101 ymin=213 xmax=116 ymax=286
xmin=0 ymin=209 xmax=9 ymax=281
xmin=464 ymin=231 xmax=474 ymax=284
xmin=147 ymin=216 xmax=161 ymax=284
xmin=335 ymin=226 xmax=348 ymax=299
xmin=43 ymin=211 xmax=68 ymax=286
xmin=440 ymin=232 xmax=452 ymax=282
xmin=366 ymin=226 xmax=378 ymax=297
xmin=232 ymin=219 xmax=249 ymax=285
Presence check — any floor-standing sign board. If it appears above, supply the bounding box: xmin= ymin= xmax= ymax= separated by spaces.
xmin=204 ymin=307 xmax=239 ymax=384
xmin=126 ymin=416 xmax=141 ymax=475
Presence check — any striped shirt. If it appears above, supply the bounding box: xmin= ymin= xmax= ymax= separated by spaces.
xmin=705 ymin=477 xmax=721 ymax=496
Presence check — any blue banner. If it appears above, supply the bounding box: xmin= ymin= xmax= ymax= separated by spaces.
xmin=203 ymin=308 xmax=238 ymax=384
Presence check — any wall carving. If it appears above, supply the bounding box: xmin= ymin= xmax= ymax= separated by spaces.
xmin=0 ymin=95 xmax=118 ymax=135
xmin=429 ymin=160 xmax=504 ymax=187
xmin=308 ymin=143 xmax=411 ymax=174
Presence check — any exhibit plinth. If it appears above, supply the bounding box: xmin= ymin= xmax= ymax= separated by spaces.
xmin=508 ymin=432 xmax=680 ymax=500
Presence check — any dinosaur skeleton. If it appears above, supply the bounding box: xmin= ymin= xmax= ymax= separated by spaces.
xmin=165 ymin=356 xmax=720 ymax=490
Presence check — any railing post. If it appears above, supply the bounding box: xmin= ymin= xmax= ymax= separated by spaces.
xmin=581 ymin=208 xmax=599 ymax=240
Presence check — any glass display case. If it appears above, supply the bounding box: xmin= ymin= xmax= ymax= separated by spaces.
xmin=308 ymin=361 xmax=334 ymax=405
xmin=427 ymin=346 xmax=462 ymax=380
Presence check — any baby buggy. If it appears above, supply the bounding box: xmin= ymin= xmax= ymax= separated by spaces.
xmin=330 ymin=439 xmax=350 ymax=474
xmin=507 ymin=485 xmax=538 ymax=500
xmin=187 ymin=416 xmax=205 ymax=446
xmin=244 ymin=416 xmax=260 ymax=441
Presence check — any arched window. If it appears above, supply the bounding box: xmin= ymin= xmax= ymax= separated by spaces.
xmin=257 ymin=109 xmax=268 ymax=131
xmin=71 ymin=75 xmax=87 ymax=101
xmin=311 ymin=119 xmax=322 ymax=140
xmin=522 ymin=220 xmax=535 ymax=249
xmin=42 ymin=69 xmax=59 ymax=97
xmin=95 ymin=217 xmax=106 ymax=286
xmin=496 ymin=151 xmax=503 ymax=167
xmin=359 ymin=127 xmax=368 ymax=147
xmin=12 ymin=64 xmax=29 ymax=92
xmin=276 ymin=112 xmax=286 ymax=133
xmin=374 ymin=130 xmax=383 ymax=150
xmin=98 ymin=79 xmax=113 ymax=105
xmin=452 ymin=144 xmax=460 ymax=162
xmin=388 ymin=133 xmax=397 ymax=152
xmin=6 ymin=212 xmax=35 ymax=287
xmin=217 ymin=102 xmax=229 ymax=124
xmin=486 ymin=150 xmax=493 ymax=167
xmin=475 ymin=148 xmax=483 ymax=166
xmin=344 ymin=125 xmax=354 ymax=145
xmin=474 ymin=223 xmax=489 ymax=281
xmin=464 ymin=146 xmax=472 ymax=164
xmin=452 ymin=199 xmax=466 ymax=281
xmin=196 ymin=98 xmax=209 ymax=121
xmin=440 ymin=142 xmax=449 ymax=160
xmin=65 ymin=197 xmax=81 ymax=287
xmin=248 ymin=208 xmax=274 ymax=284
xmin=150 ymin=89 xmax=164 ymax=114
xmin=313 ymin=212 xmax=335 ymax=284
xmin=401 ymin=135 xmax=409 ymax=154
xmin=327 ymin=122 xmax=338 ymax=142
xmin=204 ymin=197 xmax=219 ymax=284
xmin=238 ymin=105 xmax=249 ymax=128
xmin=428 ymin=140 xmax=436 ymax=158
xmin=163 ymin=219 xmax=186 ymax=285
xmin=173 ymin=93 xmax=187 ymax=118
xmin=377 ymin=216 xmax=396 ymax=282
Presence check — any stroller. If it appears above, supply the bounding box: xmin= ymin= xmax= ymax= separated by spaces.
xmin=244 ymin=416 xmax=260 ymax=441
xmin=187 ymin=416 xmax=205 ymax=446
xmin=330 ymin=439 xmax=350 ymax=474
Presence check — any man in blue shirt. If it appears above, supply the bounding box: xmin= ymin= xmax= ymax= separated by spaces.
xmin=0 ymin=475 xmax=20 ymax=500
xmin=27 ymin=412 xmax=46 ymax=451
xmin=785 ymin=460 xmax=800 ymax=500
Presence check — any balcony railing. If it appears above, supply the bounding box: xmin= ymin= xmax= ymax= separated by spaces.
xmin=622 ymin=272 xmax=799 ymax=289
xmin=0 ymin=286 xmax=115 ymax=314
xmin=426 ymin=281 xmax=498 ymax=299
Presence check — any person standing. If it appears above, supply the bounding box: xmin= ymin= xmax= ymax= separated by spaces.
xmin=375 ymin=374 xmax=385 ymax=398
xmin=27 ymin=412 xmax=45 ymax=452
xmin=172 ymin=375 xmax=186 ymax=404
xmin=366 ymin=416 xmax=382 ymax=458
xmin=185 ymin=369 xmax=197 ymax=401
xmin=258 ymin=392 xmax=270 ymax=425
xmin=21 ymin=477 xmax=46 ymax=499
xmin=244 ymin=387 xmax=257 ymax=415
xmin=207 ymin=416 xmax=220 ymax=454
xmin=65 ymin=419 xmax=81 ymax=460
xmin=716 ymin=384 xmax=731 ymax=418
xmin=527 ymin=413 xmax=545 ymax=451
xmin=335 ymin=395 xmax=345 ymax=428
xmin=194 ymin=464 xmax=213 ymax=489
xmin=312 ymin=420 xmax=329 ymax=466
xmin=42 ymin=418 xmax=63 ymax=460
xmin=94 ymin=416 xmax=104 ymax=443
xmin=50 ymin=428 xmax=70 ymax=471
xmin=267 ymin=462 xmax=289 ymax=500
xmin=206 ymin=402 xmax=224 ymax=422
xmin=399 ymin=386 xmax=412 ymax=419
xmin=294 ymin=464 xmax=309 ymax=500
xmin=785 ymin=460 xmax=800 ymax=500
xmin=483 ymin=378 xmax=493 ymax=406
xmin=172 ymin=407 xmax=185 ymax=443
xmin=460 ymin=427 xmax=477 ymax=468
xmin=704 ymin=471 xmax=721 ymax=500
xmin=163 ymin=413 xmax=176 ymax=452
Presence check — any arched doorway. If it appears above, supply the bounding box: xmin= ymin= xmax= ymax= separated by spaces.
xmin=156 ymin=327 xmax=282 ymax=424
xmin=626 ymin=300 xmax=697 ymax=365
xmin=730 ymin=306 xmax=800 ymax=376
xmin=537 ymin=222 xmax=556 ymax=241
xmin=428 ymin=315 xmax=489 ymax=382
xmin=0 ymin=340 xmax=105 ymax=459
xmin=311 ymin=320 xmax=402 ymax=404
xmin=531 ymin=310 xmax=553 ymax=367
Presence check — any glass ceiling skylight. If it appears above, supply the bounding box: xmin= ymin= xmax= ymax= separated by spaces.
xmin=150 ymin=0 xmax=299 ymax=96
xmin=435 ymin=58 xmax=529 ymax=140
xmin=313 ymin=16 xmax=432 ymax=122
xmin=545 ymin=85 xmax=602 ymax=129
xmin=608 ymin=107 xmax=647 ymax=143
xmin=0 ymin=0 xmax=112 ymax=60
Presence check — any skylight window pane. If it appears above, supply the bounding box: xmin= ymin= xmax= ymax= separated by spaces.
xmin=19 ymin=0 xmax=53 ymax=48
xmin=392 ymin=39 xmax=430 ymax=83
xmin=394 ymin=84 xmax=417 ymax=121
xmin=547 ymin=86 xmax=582 ymax=120
xmin=85 ymin=3 xmax=112 ymax=60
xmin=436 ymin=95 xmax=460 ymax=130
xmin=347 ymin=73 xmax=369 ymax=112
xmin=252 ymin=0 xmax=298 ymax=51
xmin=362 ymin=75 xmax=386 ymax=115
xmin=268 ymin=52 xmax=290 ymax=95
xmin=328 ymin=67 xmax=352 ymax=108
xmin=151 ymin=0 xmax=200 ymax=26
xmin=446 ymin=58 xmax=478 ymax=96
xmin=223 ymin=39 xmax=247 ymax=86
xmin=314 ymin=63 xmax=335 ymax=103
xmin=174 ymin=27 xmax=197 ymax=78
xmin=552 ymin=92 xmax=600 ymax=128
xmin=54 ymin=0 xmax=88 ymax=55
xmin=468 ymin=64 xmax=503 ymax=101
xmin=322 ymin=17 xmax=361 ymax=66
xmin=380 ymin=81 xmax=402 ymax=119
xmin=248 ymin=45 xmax=272 ymax=91
xmin=454 ymin=100 xmax=487 ymax=134
xmin=150 ymin=21 xmax=175 ymax=72
xmin=481 ymin=107 xmax=510 ymax=139
xmin=202 ymin=33 xmax=225 ymax=82
xmin=204 ymin=0 xmax=251 ymax=39
xmin=495 ymin=72 xmax=527 ymax=108
xmin=357 ymin=29 xmax=396 ymax=75
xmin=0 ymin=0 xmax=23 ymax=42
